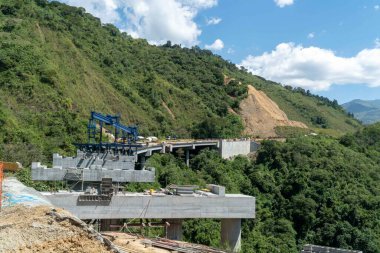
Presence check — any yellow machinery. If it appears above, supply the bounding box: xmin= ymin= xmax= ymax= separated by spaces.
xmin=0 ymin=161 xmax=22 ymax=210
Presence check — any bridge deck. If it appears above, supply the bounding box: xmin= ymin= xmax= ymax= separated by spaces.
xmin=42 ymin=191 xmax=255 ymax=220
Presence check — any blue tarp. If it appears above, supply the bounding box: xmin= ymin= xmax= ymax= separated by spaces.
xmin=2 ymin=177 xmax=52 ymax=207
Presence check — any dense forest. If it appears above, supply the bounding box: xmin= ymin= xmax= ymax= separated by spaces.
xmin=0 ymin=0 xmax=360 ymax=165
xmin=134 ymin=123 xmax=380 ymax=252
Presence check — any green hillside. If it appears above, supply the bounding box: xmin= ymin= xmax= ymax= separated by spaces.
xmin=342 ymin=99 xmax=380 ymax=124
xmin=0 ymin=0 xmax=360 ymax=165
xmin=130 ymin=123 xmax=380 ymax=253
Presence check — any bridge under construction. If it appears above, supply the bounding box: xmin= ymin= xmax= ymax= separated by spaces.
xmin=28 ymin=111 xmax=257 ymax=252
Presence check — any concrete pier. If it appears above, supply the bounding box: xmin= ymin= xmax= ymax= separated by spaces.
xmin=166 ymin=219 xmax=183 ymax=240
xmin=185 ymin=149 xmax=190 ymax=167
xmin=221 ymin=219 xmax=241 ymax=253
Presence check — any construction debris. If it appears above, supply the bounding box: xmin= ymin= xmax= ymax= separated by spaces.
xmin=103 ymin=232 xmax=227 ymax=253
xmin=0 ymin=205 xmax=120 ymax=253
xmin=148 ymin=237 xmax=227 ymax=253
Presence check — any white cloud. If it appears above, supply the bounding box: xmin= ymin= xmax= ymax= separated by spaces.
xmin=61 ymin=0 xmax=120 ymax=24
xmin=206 ymin=17 xmax=222 ymax=25
xmin=240 ymin=42 xmax=380 ymax=90
xmin=274 ymin=0 xmax=294 ymax=8
xmin=375 ymin=38 xmax=380 ymax=48
xmin=122 ymin=0 xmax=202 ymax=46
xmin=58 ymin=0 xmax=218 ymax=47
xmin=307 ymin=32 xmax=315 ymax=39
xmin=205 ymin=39 xmax=224 ymax=51
xmin=179 ymin=0 xmax=218 ymax=9
xmin=227 ymin=48 xmax=235 ymax=54
xmin=375 ymin=5 xmax=380 ymax=10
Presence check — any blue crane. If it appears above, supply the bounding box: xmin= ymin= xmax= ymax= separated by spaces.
xmin=88 ymin=111 xmax=139 ymax=144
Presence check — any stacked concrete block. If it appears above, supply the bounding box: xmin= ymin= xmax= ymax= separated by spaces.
xmin=31 ymin=151 xmax=155 ymax=183
xmin=52 ymin=151 xmax=136 ymax=170
xmin=31 ymin=165 xmax=155 ymax=182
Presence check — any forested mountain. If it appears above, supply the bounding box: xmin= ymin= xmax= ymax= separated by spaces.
xmin=0 ymin=0 xmax=360 ymax=164
xmin=2 ymin=1 xmax=379 ymax=252
xmin=343 ymin=99 xmax=380 ymax=124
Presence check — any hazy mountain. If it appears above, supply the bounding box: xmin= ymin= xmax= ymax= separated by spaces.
xmin=342 ymin=99 xmax=380 ymax=124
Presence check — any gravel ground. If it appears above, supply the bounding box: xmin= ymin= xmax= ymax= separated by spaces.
xmin=0 ymin=205 xmax=115 ymax=253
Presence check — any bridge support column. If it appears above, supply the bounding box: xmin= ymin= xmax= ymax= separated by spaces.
xmin=100 ymin=219 xmax=122 ymax=231
xmin=185 ymin=149 xmax=190 ymax=167
xmin=166 ymin=219 xmax=183 ymax=241
xmin=221 ymin=218 xmax=241 ymax=252
xmin=140 ymin=155 xmax=146 ymax=170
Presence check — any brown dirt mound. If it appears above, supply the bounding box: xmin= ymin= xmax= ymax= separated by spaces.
xmin=239 ymin=85 xmax=307 ymax=137
xmin=0 ymin=205 xmax=114 ymax=253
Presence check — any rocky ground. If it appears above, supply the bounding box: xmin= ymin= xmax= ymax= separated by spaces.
xmin=0 ymin=205 xmax=116 ymax=253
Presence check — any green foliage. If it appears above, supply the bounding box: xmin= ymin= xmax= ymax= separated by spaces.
xmin=183 ymin=219 xmax=221 ymax=247
xmin=0 ymin=0 xmax=360 ymax=165
xmin=275 ymin=126 xmax=312 ymax=138
xmin=147 ymin=153 xmax=205 ymax=187
xmin=192 ymin=114 xmax=244 ymax=139
xmin=140 ymin=124 xmax=380 ymax=252
xmin=250 ymin=135 xmax=380 ymax=252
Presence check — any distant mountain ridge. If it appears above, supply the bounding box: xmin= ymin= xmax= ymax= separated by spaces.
xmin=342 ymin=99 xmax=380 ymax=124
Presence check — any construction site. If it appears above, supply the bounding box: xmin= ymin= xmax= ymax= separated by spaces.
xmin=0 ymin=111 xmax=257 ymax=253
xmin=0 ymin=112 xmax=363 ymax=253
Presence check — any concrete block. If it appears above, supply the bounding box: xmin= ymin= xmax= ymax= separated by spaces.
xmin=219 ymin=140 xmax=251 ymax=159
xmin=207 ymin=184 xmax=225 ymax=196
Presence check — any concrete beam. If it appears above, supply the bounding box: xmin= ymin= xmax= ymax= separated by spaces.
xmin=42 ymin=192 xmax=255 ymax=220
xmin=221 ymin=219 xmax=241 ymax=253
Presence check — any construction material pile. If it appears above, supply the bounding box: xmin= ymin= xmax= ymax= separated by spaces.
xmin=103 ymin=232 xmax=227 ymax=253
xmin=147 ymin=238 xmax=228 ymax=253
xmin=0 ymin=205 xmax=117 ymax=253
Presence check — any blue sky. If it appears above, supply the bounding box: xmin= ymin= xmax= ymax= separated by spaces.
xmin=59 ymin=0 xmax=380 ymax=103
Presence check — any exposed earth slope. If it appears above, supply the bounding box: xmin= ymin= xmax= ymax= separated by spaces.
xmin=240 ymin=85 xmax=307 ymax=137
